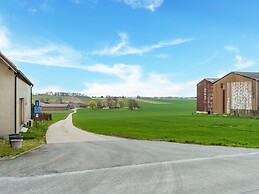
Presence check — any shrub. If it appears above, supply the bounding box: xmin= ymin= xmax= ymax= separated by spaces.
xmin=128 ymin=99 xmax=140 ymax=110
xmin=89 ymin=101 xmax=97 ymax=109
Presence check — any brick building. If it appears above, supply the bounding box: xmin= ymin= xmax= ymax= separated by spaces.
xmin=213 ymin=72 xmax=259 ymax=114
xmin=197 ymin=78 xmax=218 ymax=113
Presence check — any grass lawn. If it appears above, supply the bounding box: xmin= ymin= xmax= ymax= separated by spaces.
xmin=0 ymin=110 xmax=71 ymax=158
xmin=73 ymin=99 xmax=259 ymax=148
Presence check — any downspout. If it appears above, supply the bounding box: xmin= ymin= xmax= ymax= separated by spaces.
xmin=256 ymin=80 xmax=258 ymax=111
xmin=14 ymin=73 xmax=17 ymax=134
xmin=30 ymin=85 xmax=33 ymax=119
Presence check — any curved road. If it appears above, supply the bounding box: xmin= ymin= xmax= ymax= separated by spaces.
xmin=0 ymin=111 xmax=259 ymax=193
xmin=46 ymin=109 xmax=122 ymax=143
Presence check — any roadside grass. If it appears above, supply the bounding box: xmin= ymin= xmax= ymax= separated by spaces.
xmin=73 ymin=99 xmax=259 ymax=148
xmin=0 ymin=110 xmax=71 ymax=158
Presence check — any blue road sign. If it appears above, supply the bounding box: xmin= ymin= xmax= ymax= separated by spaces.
xmin=34 ymin=107 xmax=41 ymax=114
xmin=35 ymin=100 xmax=40 ymax=107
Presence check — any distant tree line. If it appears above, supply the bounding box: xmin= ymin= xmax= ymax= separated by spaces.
xmin=88 ymin=97 xmax=140 ymax=110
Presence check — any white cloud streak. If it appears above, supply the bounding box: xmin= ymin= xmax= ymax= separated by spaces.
xmin=26 ymin=0 xmax=54 ymax=15
xmin=156 ymin=53 xmax=169 ymax=59
xmin=234 ymin=55 xmax=255 ymax=70
xmin=225 ymin=45 xmax=239 ymax=53
xmin=194 ymin=53 xmax=218 ymax=66
xmin=120 ymin=0 xmax=164 ymax=12
xmin=1 ymin=25 xmax=196 ymax=97
xmin=5 ymin=44 xmax=84 ymax=69
xmin=92 ymin=32 xmax=193 ymax=56
xmin=0 ymin=26 xmax=10 ymax=49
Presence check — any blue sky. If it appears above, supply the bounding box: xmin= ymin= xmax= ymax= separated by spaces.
xmin=0 ymin=0 xmax=259 ymax=97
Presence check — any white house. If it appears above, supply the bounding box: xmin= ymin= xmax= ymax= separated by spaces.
xmin=0 ymin=52 xmax=33 ymax=139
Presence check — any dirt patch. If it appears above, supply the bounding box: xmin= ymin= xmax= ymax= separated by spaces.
xmin=136 ymin=99 xmax=171 ymax=104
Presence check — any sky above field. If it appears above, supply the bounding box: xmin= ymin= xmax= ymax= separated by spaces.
xmin=0 ymin=0 xmax=259 ymax=97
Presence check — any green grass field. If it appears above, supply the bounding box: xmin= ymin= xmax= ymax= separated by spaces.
xmin=73 ymin=99 xmax=259 ymax=148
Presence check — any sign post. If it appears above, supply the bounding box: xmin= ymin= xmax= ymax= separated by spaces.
xmin=34 ymin=100 xmax=41 ymax=128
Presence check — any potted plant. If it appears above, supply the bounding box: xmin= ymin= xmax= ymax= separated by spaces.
xmin=9 ymin=134 xmax=23 ymax=149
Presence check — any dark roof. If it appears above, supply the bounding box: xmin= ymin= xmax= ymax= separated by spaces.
xmin=0 ymin=52 xmax=33 ymax=86
xmin=18 ymin=70 xmax=33 ymax=86
xmin=204 ymin=78 xmax=218 ymax=83
xmin=197 ymin=78 xmax=218 ymax=85
xmin=233 ymin=72 xmax=259 ymax=80
xmin=41 ymin=103 xmax=69 ymax=108
xmin=213 ymin=71 xmax=259 ymax=84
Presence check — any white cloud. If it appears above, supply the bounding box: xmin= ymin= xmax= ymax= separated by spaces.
xmin=156 ymin=53 xmax=169 ymax=59
xmin=234 ymin=55 xmax=255 ymax=70
xmin=2 ymin=37 xmax=84 ymax=69
xmin=120 ymin=0 xmax=164 ymax=12
xmin=83 ymin=77 xmax=197 ymax=97
xmin=33 ymin=86 xmax=67 ymax=94
xmin=84 ymin=63 xmax=142 ymax=81
xmin=92 ymin=32 xmax=128 ymax=56
xmin=82 ymin=66 xmax=197 ymax=97
xmin=0 ymin=26 xmax=10 ymax=49
xmin=0 ymin=25 xmax=196 ymax=97
xmin=92 ymin=33 xmax=193 ymax=56
xmin=224 ymin=45 xmax=255 ymax=70
xmin=225 ymin=45 xmax=239 ymax=53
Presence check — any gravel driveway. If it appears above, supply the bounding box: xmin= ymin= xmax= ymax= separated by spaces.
xmin=46 ymin=109 xmax=122 ymax=144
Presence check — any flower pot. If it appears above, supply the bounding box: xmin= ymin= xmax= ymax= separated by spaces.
xmin=9 ymin=134 xmax=22 ymax=143
xmin=10 ymin=139 xmax=23 ymax=149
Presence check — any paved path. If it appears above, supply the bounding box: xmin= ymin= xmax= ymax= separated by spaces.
xmin=1 ymin=111 xmax=259 ymax=193
xmin=46 ymin=109 xmax=122 ymax=144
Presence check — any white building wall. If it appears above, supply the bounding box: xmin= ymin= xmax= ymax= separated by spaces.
xmin=0 ymin=61 xmax=15 ymax=138
xmin=231 ymin=82 xmax=252 ymax=111
xmin=16 ymin=77 xmax=32 ymax=132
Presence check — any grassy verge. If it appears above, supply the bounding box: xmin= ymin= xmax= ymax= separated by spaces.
xmin=0 ymin=110 xmax=72 ymax=159
xmin=73 ymin=99 xmax=259 ymax=148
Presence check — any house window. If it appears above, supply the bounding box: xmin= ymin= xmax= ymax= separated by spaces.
xmin=19 ymin=98 xmax=24 ymax=124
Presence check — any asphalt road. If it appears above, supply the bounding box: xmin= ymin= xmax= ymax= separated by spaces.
xmin=1 ymin=112 xmax=259 ymax=193
xmin=1 ymin=140 xmax=259 ymax=194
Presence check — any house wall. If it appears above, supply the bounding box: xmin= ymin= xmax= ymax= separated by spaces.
xmin=197 ymin=79 xmax=214 ymax=113
xmin=0 ymin=60 xmax=15 ymax=138
xmin=16 ymin=78 xmax=32 ymax=132
xmin=213 ymin=73 xmax=258 ymax=114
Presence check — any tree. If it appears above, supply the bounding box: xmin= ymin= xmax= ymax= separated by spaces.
xmin=101 ymin=99 xmax=108 ymax=107
xmin=128 ymin=99 xmax=140 ymax=110
xmin=45 ymin=97 xmax=50 ymax=104
xmin=118 ymin=100 xmax=125 ymax=108
xmin=111 ymin=100 xmax=116 ymax=107
xmin=58 ymin=97 xmax=63 ymax=104
xmin=97 ymin=101 xmax=102 ymax=108
xmin=106 ymin=96 xmax=112 ymax=107
xmin=88 ymin=101 xmax=97 ymax=109
xmin=113 ymin=97 xmax=118 ymax=107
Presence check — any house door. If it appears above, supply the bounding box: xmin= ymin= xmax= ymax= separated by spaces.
xmin=19 ymin=98 xmax=24 ymax=125
xmin=222 ymin=90 xmax=225 ymax=114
